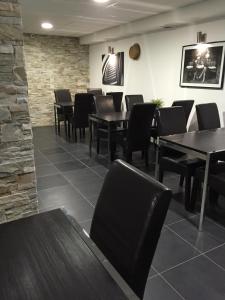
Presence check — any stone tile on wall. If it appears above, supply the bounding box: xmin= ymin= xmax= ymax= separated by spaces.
xmin=23 ymin=34 xmax=89 ymax=127
xmin=0 ymin=0 xmax=37 ymax=223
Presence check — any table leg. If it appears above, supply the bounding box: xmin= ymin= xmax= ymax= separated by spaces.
xmin=54 ymin=105 xmax=57 ymax=134
xmin=89 ymin=119 xmax=93 ymax=157
xmin=199 ymin=154 xmax=210 ymax=231
xmin=155 ymin=137 xmax=160 ymax=180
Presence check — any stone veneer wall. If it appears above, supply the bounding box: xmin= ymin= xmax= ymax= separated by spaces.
xmin=0 ymin=0 xmax=37 ymax=222
xmin=23 ymin=34 xmax=89 ymax=127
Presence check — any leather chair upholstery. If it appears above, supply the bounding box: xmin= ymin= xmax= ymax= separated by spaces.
xmin=90 ymin=159 xmax=172 ymax=299
xmin=196 ymin=103 xmax=221 ymax=130
xmin=106 ymin=92 xmax=123 ymax=112
xmin=172 ymin=100 xmax=194 ymax=125
xmin=125 ymin=94 xmax=144 ymax=111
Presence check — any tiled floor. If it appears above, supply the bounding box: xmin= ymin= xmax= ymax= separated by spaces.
xmin=33 ymin=126 xmax=225 ymax=300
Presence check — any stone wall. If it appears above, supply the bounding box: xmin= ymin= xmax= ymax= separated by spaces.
xmin=23 ymin=34 xmax=89 ymax=127
xmin=0 ymin=0 xmax=37 ymax=222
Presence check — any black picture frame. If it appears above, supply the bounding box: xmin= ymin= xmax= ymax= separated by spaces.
xmin=102 ymin=52 xmax=124 ymax=86
xmin=180 ymin=41 xmax=225 ymax=89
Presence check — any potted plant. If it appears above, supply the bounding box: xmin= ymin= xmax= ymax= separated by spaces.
xmin=151 ymin=98 xmax=164 ymax=108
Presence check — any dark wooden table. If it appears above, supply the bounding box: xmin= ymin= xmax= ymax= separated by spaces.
xmin=0 ymin=209 xmax=138 ymax=300
xmin=89 ymin=112 xmax=130 ymax=161
xmin=156 ymin=128 xmax=225 ymax=231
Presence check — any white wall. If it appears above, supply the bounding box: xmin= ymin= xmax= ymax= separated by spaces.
xmin=89 ymin=18 xmax=225 ymax=127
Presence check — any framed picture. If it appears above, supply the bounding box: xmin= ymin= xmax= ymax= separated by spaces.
xmin=180 ymin=41 xmax=225 ymax=89
xmin=102 ymin=52 xmax=124 ymax=86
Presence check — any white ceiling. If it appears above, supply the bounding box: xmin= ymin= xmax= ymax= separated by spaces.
xmin=20 ymin=0 xmax=205 ymax=37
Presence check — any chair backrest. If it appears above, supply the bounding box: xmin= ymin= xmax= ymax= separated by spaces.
xmin=95 ymin=95 xmax=115 ymax=114
xmin=54 ymin=89 xmax=72 ymax=103
xmin=156 ymin=106 xmax=187 ymax=136
xmin=74 ymin=93 xmax=95 ymax=128
xmin=106 ymin=92 xmax=123 ymax=112
xmin=196 ymin=103 xmax=221 ymax=130
xmin=127 ymin=103 xmax=156 ymax=151
xmin=172 ymin=100 xmax=194 ymax=124
xmin=90 ymin=159 xmax=172 ymax=299
xmin=87 ymin=88 xmax=103 ymax=96
xmin=125 ymin=95 xmax=144 ymax=111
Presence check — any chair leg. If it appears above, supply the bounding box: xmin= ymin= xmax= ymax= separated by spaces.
xmin=145 ymin=150 xmax=149 ymax=167
xmin=158 ymin=168 xmax=164 ymax=183
xmin=179 ymin=175 xmax=185 ymax=187
xmin=58 ymin=120 xmax=61 ymax=135
xmin=184 ymin=176 xmax=192 ymax=211
xmin=126 ymin=151 xmax=132 ymax=163
xmin=209 ymin=188 xmax=219 ymax=206
xmin=190 ymin=177 xmax=200 ymax=211
xmin=74 ymin=128 xmax=77 ymax=142
xmin=79 ymin=128 xmax=82 ymax=139
xmin=97 ymin=136 xmax=100 ymax=154
xmin=83 ymin=128 xmax=85 ymax=137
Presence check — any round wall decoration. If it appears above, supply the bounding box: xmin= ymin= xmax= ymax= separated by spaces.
xmin=129 ymin=43 xmax=141 ymax=60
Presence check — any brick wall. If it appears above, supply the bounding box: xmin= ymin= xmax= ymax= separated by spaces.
xmin=23 ymin=34 xmax=89 ymax=127
xmin=0 ymin=0 xmax=37 ymax=223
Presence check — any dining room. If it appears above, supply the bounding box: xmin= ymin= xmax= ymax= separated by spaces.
xmin=1 ymin=0 xmax=225 ymax=299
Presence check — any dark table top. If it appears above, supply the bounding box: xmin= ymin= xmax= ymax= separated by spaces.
xmin=160 ymin=127 xmax=225 ymax=156
xmin=0 ymin=209 xmax=137 ymax=300
xmin=89 ymin=112 xmax=130 ymax=123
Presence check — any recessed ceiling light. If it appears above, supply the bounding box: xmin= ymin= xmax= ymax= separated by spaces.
xmin=94 ymin=0 xmax=110 ymax=3
xmin=41 ymin=22 xmax=53 ymax=30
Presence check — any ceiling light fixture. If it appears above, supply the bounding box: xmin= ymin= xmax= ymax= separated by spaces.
xmin=41 ymin=22 xmax=53 ymax=30
xmin=94 ymin=0 xmax=110 ymax=3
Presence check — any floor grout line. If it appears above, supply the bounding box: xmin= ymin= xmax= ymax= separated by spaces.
xmin=150 ymin=266 xmax=186 ymax=300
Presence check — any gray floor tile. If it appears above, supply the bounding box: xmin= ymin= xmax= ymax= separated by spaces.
xmin=54 ymin=160 xmax=86 ymax=172
xmin=35 ymin=164 xmax=59 ymax=177
xmin=164 ymin=209 xmax=184 ymax=226
xmin=144 ymin=276 xmax=183 ymax=300
xmin=34 ymin=154 xmax=50 ymax=166
xmin=37 ymin=174 xmax=69 ymax=191
xmin=45 ymin=152 xmax=74 ymax=163
xmin=40 ymin=147 xmax=65 ymax=155
xmin=169 ymin=216 xmax=225 ymax=252
xmin=164 ymin=255 xmax=225 ymax=300
xmin=38 ymin=185 xmax=94 ymax=222
xmin=91 ymin=165 xmax=109 ymax=177
xmin=206 ymin=244 xmax=225 ymax=269
xmin=63 ymin=168 xmax=101 ymax=185
xmin=152 ymin=228 xmax=199 ymax=272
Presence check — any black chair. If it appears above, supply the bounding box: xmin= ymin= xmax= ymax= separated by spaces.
xmin=54 ymin=89 xmax=73 ymax=135
xmin=95 ymin=95 xmax=115 ymax=114
xmin=157 ymin=106 xmax=204 ymax=210
xmin=106 ymin=92 xmax=123 ymax=112
xmin=191 ymin=161 xmax=225 ymax=210
xmin=172 ymin=100 xmax=194 ymax=125
xmin=94 ymin=95 xmax=119 ymax=158
xmin=90 ymin=159 xmax=172 ymax=299
xmin=196 ymin=103 xmax=221 ymax=130
xmin=71 ymin=93 xmax=95 ymax=141
xmin=117 ymin=103 xmax=156 ymax=166
xmin=87 ymin=88 xmax=103 ymax=96
xmin=125 ymin=94 xmax=144 ymax=111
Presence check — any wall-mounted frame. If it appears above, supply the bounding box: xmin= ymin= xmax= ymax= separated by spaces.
xmin=102 ymin=52 xmax=124 ymax=86
xmin=180 ymin=41 xmax=225 ymax=89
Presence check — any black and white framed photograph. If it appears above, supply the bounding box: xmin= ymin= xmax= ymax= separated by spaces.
xmin=102 ymin=52 xmax=124 ymax=86
xmin=180 ymin=41 xmax=225 ymax=89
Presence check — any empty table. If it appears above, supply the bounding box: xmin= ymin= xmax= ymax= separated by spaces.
xmin=155 ymin=128 xmax=225 ymax=231
xmin=0 ymin=209 xmax=139 ymax=300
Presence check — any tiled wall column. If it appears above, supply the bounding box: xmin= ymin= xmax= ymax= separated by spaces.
xmin=0 ymin=0 xmax=38 ymax=222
